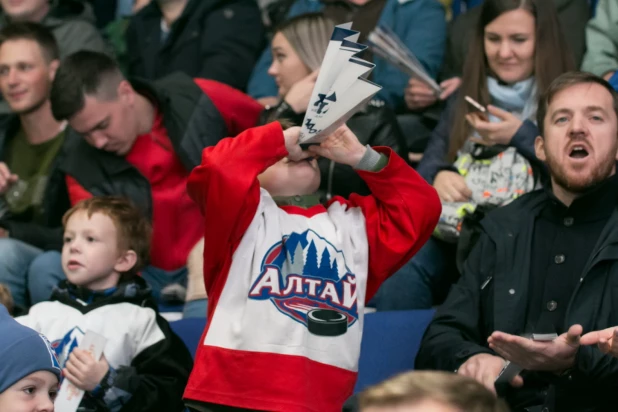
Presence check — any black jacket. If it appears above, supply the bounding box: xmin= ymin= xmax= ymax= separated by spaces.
xmin=0 ymin=117 xmax=76 ymax=251
xmin=50 ymin=277 xmax=193 ymax=412
xmin=126 ymin=0 xmax=265 ymax=91
xmin=260 ymin=99 xmax=408 ymax=199
xmin=416 ymin=188 xmax=618 ymax=412
xmin=61 ymin=72 xmax=230 ymax=219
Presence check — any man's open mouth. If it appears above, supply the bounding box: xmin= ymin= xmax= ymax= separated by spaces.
xmin=569 ymin=145 xmax=589 ymax=159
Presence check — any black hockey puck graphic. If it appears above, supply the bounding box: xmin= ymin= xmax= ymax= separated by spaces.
xmin=307 ymin=309 xmax=348 ymax=336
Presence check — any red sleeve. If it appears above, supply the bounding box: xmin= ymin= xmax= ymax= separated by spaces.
xmin=193 ymin=78 xmax=263 ymax=136
xmin=65 ymin=175 xmax=93 ymax=205
xmin=186 ymin=122 xmax=289 ymax=302
xmin=327 ymin=148 xmax=441 ymax=302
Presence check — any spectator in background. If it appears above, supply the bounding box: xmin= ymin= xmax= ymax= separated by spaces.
xmin=359 ymin=371 xmax=510 ymax=412
xmin=0 ymin=23 xmax=75 ymax=313
xmin=260 ymin=12 xmax=407 ymax=200
xmin=373 ymin=0 xmax=575 ymax=311
xmin=0 ymin=0 xmax=108 ymax=58
xmin=31 ymin=51 xmax=262 ymax=308
xmin=125 ymin=0 xmax=265 ymax=91
xmin=581 ymin=0 xmax=618 ymax=82
xmin=442 ymin=0 xmax=589 ymax=80
xmin=247 ymin=0 xmax=447 ymax=111
xmin=416 ymin=71 xmax=618 ymax=411
xmin=104 ymin=0 xmax=152 ymax=75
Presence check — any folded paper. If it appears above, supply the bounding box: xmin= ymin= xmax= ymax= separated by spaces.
xmin=368 ymin=25 xmax=441 ymax=95
xmin=55 ymin=330 xmax=107 ymax=412
xmin=299 ymin=23 xmax=382 ymax=144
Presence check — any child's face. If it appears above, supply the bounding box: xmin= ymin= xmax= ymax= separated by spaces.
xmin=62 ymin=211 xmax=134 ymax=290
xmin=0 ymin=370 xmax=58 ymax=412
xmin=258 ymin=157 xmax=321 ymax=197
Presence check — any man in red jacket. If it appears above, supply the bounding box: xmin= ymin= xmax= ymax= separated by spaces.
xmin=26 ymin=50 xmax=263 ymax=313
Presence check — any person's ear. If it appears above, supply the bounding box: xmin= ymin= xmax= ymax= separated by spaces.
xmin=117 ymin=80 xmax=134 ymax=106
xmin=534 ymin=135 xmax=546 ymax=162
xmin=114 ymin=249 xmax=137 ymax=273
xmin=48 ymin=59 xmax=59 ymax=82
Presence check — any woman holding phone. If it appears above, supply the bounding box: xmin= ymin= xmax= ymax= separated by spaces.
xmin=374 ymin=0 xmax=575 ymax=310
xmin=260 ymin=12 xmax=407 ymax=200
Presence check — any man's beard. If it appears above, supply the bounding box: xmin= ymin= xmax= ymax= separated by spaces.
xmin=545 ymin=148 xmax=616 ymax=194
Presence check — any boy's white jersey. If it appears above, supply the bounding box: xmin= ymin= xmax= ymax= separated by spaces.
xmin=206 ymin=188 xmax=368 ymax=370
xmin=183 ymin=122 xmax=441 ymax=412
xmin=17 ymin=302 xmax=165 ymax=369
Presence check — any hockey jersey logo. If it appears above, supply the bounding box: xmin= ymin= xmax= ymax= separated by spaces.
xmin=51 ymin=326 xmax=85 ymax=367
xmin=249 ymin=229 xmax=358 ymax=336
xmin=39 ymin=334 xmax=62 ymax=372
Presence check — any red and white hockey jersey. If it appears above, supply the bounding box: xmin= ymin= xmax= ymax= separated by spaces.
xmin=183 ymin=122 xmax=441 ymax=411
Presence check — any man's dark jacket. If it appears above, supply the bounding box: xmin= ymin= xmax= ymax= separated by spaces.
xmin=60 ymin=72 xmax=232 ymax=219
xmin=0 ymin=117 xmax=76 ymax=251
xmin=416 ymin=187 xmax=618 ymax=412
xmin=125 ymin=0 xmax=265 ymax=91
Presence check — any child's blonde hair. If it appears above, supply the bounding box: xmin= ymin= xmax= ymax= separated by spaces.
xmin=63 ymin=196 xmax=152 ymax=278
xmin=359 ymin=371 xmax=510 ymax=412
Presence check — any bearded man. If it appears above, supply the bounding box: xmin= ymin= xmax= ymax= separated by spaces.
xmin=415 ymin=71 xmax=618 ymax=412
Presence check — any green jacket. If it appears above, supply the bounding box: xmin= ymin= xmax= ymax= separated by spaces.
xmin=582 ymin=0 xmax=618 ymax=77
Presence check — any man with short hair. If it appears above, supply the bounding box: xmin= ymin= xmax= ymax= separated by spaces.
xmin=37 ymin=50 xmax=263 ymax=308
xmin=0 ymin=22 xmax=74 ymax=313
xmin=416 ymin=71 xmax=618 ymax=411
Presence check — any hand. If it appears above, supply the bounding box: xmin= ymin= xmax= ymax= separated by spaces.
xmin=284 ymin=71 xmax=319 ymax=113
xmin=307 ymin=125 xmax=366 ymax=167
xmin=603 ymin=71 xmax=616 ymax=82
xmin=581 ymin=326 xmax=618 ymax=357
xmin=457 ymin=353 xmax=522 ymax=393
xmin=0 ymin=228 xmax=9 ymax=238
xmin=487 ymin=324 xmax=582 ymax=372
xmin=438 ymin=77 xmax=461 ymax=100
xmin=466 ymin=105 xmax=523 ymax=146
xmin=433 ymin=170 xmax=472 ymax=202
xmin=404 ymin=77 xmax=438 ymax=110
xmin=282 ymin=126 xmax=311 ymax=162
xmin=63 ymin=348 xmax=110 ymax=392
xmin=0 ymin=162 xmax=18 ymax=195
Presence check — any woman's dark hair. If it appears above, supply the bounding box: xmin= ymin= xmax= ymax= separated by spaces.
xmin=446 ymin=0 xmax=575 ymax=161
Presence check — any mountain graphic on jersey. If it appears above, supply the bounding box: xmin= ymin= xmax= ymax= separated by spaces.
xmin=51 ymin=326 xmax=85 ymax=368
xmin=249 ymin=229 xmax=358 ymax=336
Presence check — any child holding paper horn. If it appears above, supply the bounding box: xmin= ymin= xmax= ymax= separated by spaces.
xmin=15 ymin=196 xmax=193 ymax=412
xmin=262 ymin=12 xmax=407 ymax=200
xmin=182 ymin=122 xmax=441 ymax=412
xmin=374 ymin=0 xmax=576 ymax=312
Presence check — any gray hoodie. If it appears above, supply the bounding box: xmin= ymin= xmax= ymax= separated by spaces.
xmin=0 ymin=0 xmax=109 ymax=58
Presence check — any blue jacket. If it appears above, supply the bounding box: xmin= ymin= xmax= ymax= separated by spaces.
xmin=247 ymin=0 xmax=447 ymax=109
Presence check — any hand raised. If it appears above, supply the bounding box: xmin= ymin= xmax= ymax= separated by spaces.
xmin=466 ymin=105 xmax=523 ymax=146
xmin=285 ymin=71 xmax=319 ymax=114
xmin=307 ymin=125 xmax=366 ymax=167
